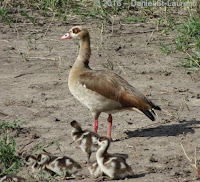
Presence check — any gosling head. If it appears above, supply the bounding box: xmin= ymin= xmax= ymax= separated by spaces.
xmin=24 ymin=155 xmax=37 ymax=166
xmin=97 ymin=136 xmax=110 ymax=148
xmin=70 ymin=120 xmax=82 ymax=132
xmin=37 ymin=153 xmax=51 ymax=165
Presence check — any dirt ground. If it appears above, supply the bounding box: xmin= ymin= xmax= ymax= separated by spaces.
xmin=0 ymin=14 xmax=200 ymax=182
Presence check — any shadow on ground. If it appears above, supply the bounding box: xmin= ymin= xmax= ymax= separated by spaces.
xmin=124 ymin=119 xmax=199 ymax=139
xmin=96 ymin=172 xmax=148 ymax=181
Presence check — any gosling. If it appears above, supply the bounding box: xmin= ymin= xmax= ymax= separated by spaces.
xmin=96 ymin=136 xmax=134 ymax=180
xmin=71 ymin=120 xmax=99 ymax=163
xmin=37 ymin=153 xmax=82 ymax=178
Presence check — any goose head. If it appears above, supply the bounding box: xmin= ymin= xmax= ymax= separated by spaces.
xmin=60 ymin=26 xmax=89 ymax=40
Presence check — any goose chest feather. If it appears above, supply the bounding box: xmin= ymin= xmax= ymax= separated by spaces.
xmin=68 ymin=68 xmax=122 ymax=114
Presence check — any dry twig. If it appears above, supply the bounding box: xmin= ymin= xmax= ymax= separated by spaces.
xmin=26 ymin=57 xmax=56 ymax=61
xmin=117 ymin=63 xmax=127 ymax=75
xmin=44 ymin=13 xmax=55 ymax=37
xmin=186 ymin=51 xmax=200 ymax=68
xmin=126 ymin=143 xmax=133 ymax=148
xmin=180 ymin=142 xmax=200 ymax=175
xmin=156 ymin=60 xmax=166 ymax=72
xmin=100 ymin=22 xmax=104 ymax=49
xmin=14 ymin=73 xmax=33 ymax=78
xmin=6 ymin=129 xmax=9 ymax=145
xmin=14 ymin=24 xmax=19 ymax=40
xmin=58 ymin=55 xmax=62 ymax=73
xmin=147 ymin=30 xmax=155 ymax=45
xmin=16 ymin=140 xmax=34 ymax=156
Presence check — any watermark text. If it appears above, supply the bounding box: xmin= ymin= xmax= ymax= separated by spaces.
xmin=94 ymin=0 xmax=196 ymax=8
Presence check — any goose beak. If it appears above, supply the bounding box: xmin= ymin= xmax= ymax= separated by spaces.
xmin=60 ymin=33 xmax=71 ymax=40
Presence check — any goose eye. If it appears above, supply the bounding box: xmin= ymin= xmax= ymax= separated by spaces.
xmin=73 ymin=28 xmax=81 ymax=34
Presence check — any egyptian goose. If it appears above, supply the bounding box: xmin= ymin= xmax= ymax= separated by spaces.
xmin=88 ymin=161 xmax=102 ymax=179
xmin=60 ymin=26 xmax=161 ymax=139
xmin=24 ymin=155 xmax=41 ymax=173
xmin=37 ymin=153 xmax=82 ymax=178
xmin=70 ymin=120 xmax=99 ymax=163
xmin=0 ymin=174 xmax=26 ymax=182
xmin=96 ymin=136 xmax=134 ymax=180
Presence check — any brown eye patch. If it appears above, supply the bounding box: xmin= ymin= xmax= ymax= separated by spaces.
xmin=99 ymin=137 xmax=104 ymax=142
xmin=37 ymin=154 xmax=41 ymax=161
xmin=25 ymin=156 xmax=29 ymax=162
xmin=73 ymin=27 xmax=81 ymax=34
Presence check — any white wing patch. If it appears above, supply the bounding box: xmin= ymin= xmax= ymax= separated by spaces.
xmin=81 ymin=138 xmax=87 ymax=145
xmin=66 ymin=159 xmax=72 ymax=166
xmin=120 ymin=162 xmax=126 ymax=169
xmin=76 ymin=132 xmax=89 ymax=142
xmin=91 ymin=145 xmax=98 ymax=152
xmin=104 ymin=157 xmax=117 ymax=165
xmin=57 ymin=156 xmax=64 ymax=160
xmin=92 ymin=136 xmax=98 ymax=144
xmin=83 ymin=132 xmax=90 ymax=136
xmin=80 ymin=138 xmax=87 ymax=152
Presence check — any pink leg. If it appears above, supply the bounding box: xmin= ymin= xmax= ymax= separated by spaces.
xmin=107 ymin=114 xmax=112 ymax=140
xmin=93 ymin=119 xmax=98 ymax=133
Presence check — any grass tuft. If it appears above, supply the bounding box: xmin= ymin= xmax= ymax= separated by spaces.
xmin=0 ymin=119 xmax=23 ymax=175
xmin=32 ymin=140 xmax=62 ymax=154
xmin=175 ymin=12 xmax=200 ymax=69
xmin=0 ymin=7 xmax=11 ymax=25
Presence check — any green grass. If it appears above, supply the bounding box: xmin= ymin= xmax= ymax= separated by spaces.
xmin=32 ymin=140 xmax=62 ymax=154
xmin=21 ymin=10 xmax=35 ymax=24
xmin=0 ymin=7 xmax=11 ymax=25
xmin=154 ymin=7 xmax=199 ymax=70
xmin=176 ymin=14 xmax=200 ymax=51
xmin=102 ymin=60 xmax=114 ymax=70
xmin=0 ymin=0 xmax=151 ymax=25
xmin=0 ymin=118 xmax=22 ymax=130
xmin=175 ymin=12 xmax=200 ymax=69
xmin=0 ymin=119 xmax=23 ymax=175
xmin=0 ymin=0 xmax=199 ymax=69
xmin=160 ymin=44 xmax=171 ymax=55
xmin=179 ymin=51 xmax=200 ymax=68
xmin=0 ymin=0 xmax=69 ymax=25
xmin=0 ymin=118 xmax=62 ymax=180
